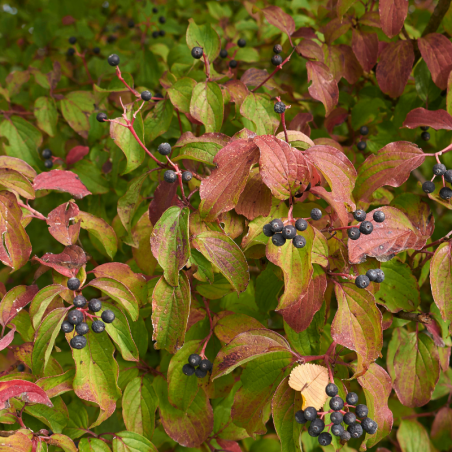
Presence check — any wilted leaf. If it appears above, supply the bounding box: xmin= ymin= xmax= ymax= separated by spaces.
xmin=379 ymin=0 xmax=408 ymax=38
xmin=46 ymin=202 xmax=80 ymax=246
xmin=0 ymin=284 xmax=38 ymax=327
xmin=402 ymin=107 xmax=452 ymax=130
xmin=288 ymin=363 xmax=328 ymax=409
xmin=33 ymin=170 xmax=91 ymax=199
xmin=33 ymin=245 xmax=88 ymax=278
xmin=430 ymin=242 xmax=452 ymax=325
xmin=0 ymin=379 xmax=53 ymax=409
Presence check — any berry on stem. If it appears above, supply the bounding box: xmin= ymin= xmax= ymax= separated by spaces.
xmin=355 ymin=404 xmax=369 ymax=418
xmin=421 ymin=126 xmax=429 ymax=131
xmin=330 ymin=411 xmax=343 ymax=424
xmin=373 ymin=210 xmax=385 ymax=223
xmin=273 ymin=44 xmax=283 ymax=54
xmin=67 ymin=310 xmax=83 ymax=325
xmin=359 ymin=221 xmax=373 ymax=235
xmin=348 ymin=423 xmax=364 ymax=439
xmin=325 ymin=383 xmax=338 ymax=397
xmin=164 ymin=170 xmax=177 ymax=183
xmin=439 ymin=187 xmax=452 ymax=200
xmin=182 ymin=364 xmax=195 ymax=376
xmin=374 ymin=269 xmax=385 ymax=283
xmin=101 ymin=310 xmax=115 ymax=323
xmin=107 ymin=54 xmax=120 ymax=66
xmin=360 ymin=125 xmax=369 ymax=135
xmin=92 ymin=320 xmax=105 ymax=333
xmin=318 ymin=432 xmax=332 ymax=446
xmin=361 ymin=417 xmax=378 ymax=434
xmin=444 ymin=169 xmax=452 ymax=183
xmin=70 ymin=335 xmax=87 ymax=350
xmin=69 ymin=36 xmax=77 ymax=44
xmin=159 ymin=30 xmax=165 ymax=37
xmin=295 ymin=410 xmax=307 ymax=424
xmin=61 ymin=321 xmax=74 ymax=333
xmin=340 ymin=431 xmax=351 ymax=442
xmin=270 ymin=219 xmax=284 ymax=232
xmin=67 ymin=277 xmax=81 ymax=291
xmin=271 ymin=54 xmax=283 ymax=66
xmin=188 ymin=354 xmax=201 ymax=367
xmin=282 ymin=225 xmax=297 ymax=239
xmin=229 ymin=60 xmax=238 ymax=68
xmin=355 ymin=274 xmax=370 ymax=289
xmin=73 ymin=295 xmax=87 ymax=308
xmin=75 ymin=322 xmax=90 ymax=336
xmin=152 ymin=31 xmax=159 ymax=38
xmin=293 ymin=236 xmax=306 ymax=249
xmin=158 ymin=16 xmax=166 ymax=24
xmin=93 ymin=47 xmax=100 ymax=54
xmin=195 ymin=367 xmax=207 ymax=378
xmin=141 ymin=90 xmax=152 ymax=101
xmin=17 ymin=364 xmax=25 ymax=372
xmin=433 ymin=163 xmax=447 ymax=176
xmin=67 ymin=48 xmax=75 ymax=57
xmin=274 ymin=102 xmax=286 ymax=114
xmin=96 ymin=112 xmax=107 ymax=122
xmin=44 ymin=160 xmax=53 ymax=169
xmin=331 ymin=424 xmax=344 ymax=436
xmin=421 ymin=131 xmax=430 ymax=141
xmin=191 ymin=47 xmax=203 ymax=59
xmin=89 ymin=299 xmax=102 ymax=312
xmin=422 ymin=181 xmax=435 ymax=193
xmin=329 ymin=396 xmax=344 ymax=411
xmin=357 ymin=141 xmax=367 ymax=151
xmin=182 ymin=171 xmax=192 ymax=182
xmin=42 ymin=148 xmax=52 ymax=159
xmin=311 ymin=208 xmax=322 ymax=220
xmin=366 ymin=269 xmax=378 ymax=282
xmin=272 ymin=233 xmax=286 ymax=247
xmin=343 ymin=412 xmax=356 ymax=425
xmin=353 ymin=210 xmax=366 ymax=222
xmin=295 ymin=218 xmax=308 ymax=231
xmin=308 ymin=418 xmax=325 ymax=437
xmin=220 ymin=49 xmax=228 ymax=58
xmin=199 ymin=359 xmax=213 ymax=372
xmin=348 ymin=228 xmax=360 ymax=240
xmin=152 ymin=7 xmax=158 ymax=13
xmin=263 ymin=223 xmax=275 ymax=237
xmin=346 ymin=392 xmax=359 ymax=405
xmin=303 ymin=407 xmax=317 ymax=421
xmin=157 ymin=143 xmax=171 ymax=155
xmin=238 ymin=38 xmax=246 ymax=47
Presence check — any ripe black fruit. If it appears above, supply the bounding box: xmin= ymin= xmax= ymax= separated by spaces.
xmin=69 ymin=36 xmax=77 ymax=44
xmin=343 ymin=412 xmax=356 ymax=425
xmin=17 ymin=364 xmax=25 ymax=372
xmin=44 ymin=159 xmax=53 ymax=169
xmin=374 ymin=269 xmax=385 ymax=283
xmin=330 ymin=411 xmax=343 ymax=425
xmin=93 ymin=47 xmax=100 ymax=54
xmin=273 ymin=44 xmax=283 ymax=54
xmin=61 ymin=321 xmax=74 ymax=333
xmin=330 ymin=396 xmax=344 ymax=411
xmin=294 ymin=410 xmax=307 ymax=424
xmin=157 ymin=142 xmax=171 ymax=155
xmin=42 ymin=148 xmax=52 ymax=159
xmin=272 ymin=233 xmax=286 ymax=247
xmin=107 ymin=54 xmax=120 ymax=66
xmin=67 ymin=277 xmax=81 ymax=291
xmin=359 ymin=221 xmax=373 ymax=235
xmin=439 ymin=187 xmax=452 ymax=200
xmin=433 ymin=163 xmax=447 ymax=176
xmin=422 ymin=181 xmax=435 ymax=193
xmin=75 ymin=322 xmax=90 ymax=336
xmin=318 ymin=432 xmax=332 ymax=446
xmin=101 ymin=310 xmax=115 ymax=323
xmin=263 ymin=224 xmax=275 ymax=237
xmin=360 ymin=125 xmax=369 ymax=135
xmin=70 ymin=335 xmax=87 ymax=350
xmin=96 ymin=112 xmax=107 ymax=122
xmin=152 ymin=7 xmax=158 ymax=13
xmin=164 ymin=170 xmax=177 ymax=183
xmin=188 ymin=354 xmax=201 ymax=367
xmin=270 ymin=219 xmax=284 ymax=232
xmin=89 ymin=299 xmax=102 ymax=312
xmin=366 ymin=269 xmax=378 ymax=282
xmin=68 ymin=310 xmax=84 ymax=325
xmin=325 ymin=383 xmax=338 ymax=397
xmin=274 ymin=102 xmax=286 ymax=114
xmin=293 ymin=236 xmax=306 ymax=249
xmin=199 ymin=359 xmax=212 ymax=371
xmin=295 ymin=218 xmax=308 ymax=231
xmin=373 ymin=210 xmax=385 ymax=223
xmin=237 ymin=38 xmax=246 ymax=48
xmin=92 ymin=320 xmax=105 ymax=333
xmin=444 ymin=169 xmax=452 ymax=183
xmin=357 ymin=141 xmax=367 ymax=151
xmin=421 ymin=131 xmax=430 ymax=141
xmin=195 ymin=367 xmax=207 ymax=378
xmin=355 ymin=404 xmax=369 ymax=418
xmin=355 ymin=274 xmax=370 ymax=289
xmin=271 ymin=54 xmax=283 ymax=66
xmin=420 ymin=126 xmax=429 ymax=131
xmin=182 ymin=171 xmax=192 ymax=182
xmin=128 ymin=19 xmax=135 ymax=28
xmin=141 ymin=91 xmax=152 ymax=101
xmin=159 ymin=30 xmax=165 ymax=37
xmin=331 ymin=424 xmax=344 ymax=436
xmin=282 ymin=225 xmax=297 ymax=239
xmin=348 ymin=228 xmax=360 ymax=240
xmin=220 ymin=49 xmax=228 ymax=58
xmin=346 ymin=392 xmax=359 ymax=405
xmin=311 ymin=208 xmax=322 ymax=220
xmin=353 ymin=209 xmax=366 ymax=222
xmin=158 ymin=16 xmax=166 ymax=24
xmin=361 ymin=417 xmax=378 ymax=434
xmin=73 ymin=295 xmax=87 ymax=308
xmin=348 ymin=423 xmax=364 ymax=438
xmin=340 ymin=431 xmax=352 ymax=442
xmin=191 ymin=47 xmax=203 ymax=59
xmin=182 ymin=364 xmax=195 ymax=376
xmin=308 ymin=418 xmax=325 ymax=437
xmin=303 ymin=407 xmax=317 ymax=421
xmin=152 ymin=31 xmax=159 ymax=38
xmin=67 ymin=48 xmax=75 ymax=56
xmin=229 ymin=60 xmax=238 ymax=68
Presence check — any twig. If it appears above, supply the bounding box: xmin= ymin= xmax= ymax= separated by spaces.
xmin=394 ymin=312 xmax=433 ymax=324
xmin=115 ymin=66 xmax=140 ymax=97
xmin=17 ymin=201 xmax=47 ymax=221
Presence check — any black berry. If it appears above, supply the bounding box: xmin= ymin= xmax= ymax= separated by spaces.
xmin=308 ymin=418 xmax=325 ymax=437
xmin=311 ymin=208 xmax=322 ymax=220
xmin=182 ymin=171 xmax=192 ymax=182
xmin=89 ymin=299 xmax=102 ymax=312
xmin=329 ymin=396 xmax=344 ymax=411
xmin=159 ymin=30 xmax=165 ymax=37
xmin=17 ymin=364 xmax=25 ymax=372
xmin=343 ymin=412 xmax=356 ymax=425
xmin=164 ymin=170 xmax=177 ymax=183
xmin=331 ymin=424 xmax=344 ymax=436
xmin=69 ymin=36 xmax=77 ymax=44
xmin=422 ymin=181 xmax=435 ymax=193
xmin=92 ymin=320 xmax=105 ymax=333
xmin=93 ymin=47 xmax=100 ymax=54
xmin=182 ymin=364 xmax=195 ymax=376
xmin=359 ymin=221 xmax=373 ymax=235
xmin=421 ymin=126 xmax=429 ymax=131
xmin=152 ymin=7 xmax=158 ymax=13
xmin=346 ymin=392 xmax=359 ymax=405
xmin=237 ymin=38 xmax=246 ymax=48
xmin=355 ymin=404 xmax=369 ymax=418
xmin=272 ymin=234 xmax=286 ymax=247
xmin=366 ymin=269 xmax=378 ymax=282
xmin=220 ymin=49 xmax=228 ymax=58
xmin=101 ymin=310 xmax=115 ymax=323
xmin=152 ymin=31 xmax=159 ymax=38
xmin=294 ymin=410 xmax=307 ymax=424
xmin=274 ymin=102 xmax=286 ymax=114
xmin=421 ymin=131 xmax=430 ymax=141
xmin=361 ymin=417 xmax=378 ymax=434
xmin=348 ymin=228 xmax=360 ymax=240
xmin=263 ymin=223 xmax=275 ymax=237
xmin=157 ymin=142 xmax=171 ymax=155
xmin=96 ymin=112 xmax=107 ymax=122
xmin=330 ymin=411 xmax=343 ymax=425
xmin=348 ymin=423 xmax=364 ymax=439
xmin=191 ymin=47 xmax=203 ymax=59
xmin=318 ymin=432 xmax=332 ymax=446
xmin=128 ymin=19 xmax=135 ymax=28
xmin=107 ymin=54 xmax=120 ymax=66
xmin=67 ymin=310 xmax=83 ymax=325
xmin=303 ymin=407 xmax=317 ymax=421
xmin=433 ymin=163 xmax=447 ymax=176
xmin=282 ymin=225 xmax=297 ymax=240
xmin=67 ymin=48 xmax=75 ymax=57
xmin=188 ymin=354 xmax=201 ymax=367
xmin=355 ymin=275 xmax=370 ymax=289
xmin=357 ymin=141 xmax=367 ymax=151
xmin=340 ymin=431 xmax=351 ymax=442
xmin=374 ymin=269 xmax=385 ymax=283
xmin=195 ymin=367 xmax=207 ymax=378
xmin=293 ymin=236 xmax=306 ymax=249
xmin=325 ymin=383 xmax=338 ymax=397
xmin=44 ymin=159 xmax=53 ymax=169
xmin=199 ymin=359 xmax=212 ymax=372
xmin=73 ymin=295 xmax=87 ymax=308
xmin=439 ymin=187 xmax=452 ymax=200
xmin=61 ymin=321 xmax=74 ymax=333
xmin=67 ymin=277 xmax=81 ymax=291
xmin=353 ymin=210 xmax=366 ymax=222
xmin=42 ymin=148 xmax=52 ymax=159
xmin=295 ymin=218 xmax=308 ymax=231
xmin=229 ymin=60 xmax=238 ymax=68
xmin=273 ymin=44 xmax=283 ymax=54
xmin=70 ymin=335 xmax=87 ymax=350
xmin=373 ymin=210 xmax=385 ymax=223
xmin=141 ymin=91 xmax=152 ymax=101
xmin=444 ymin=169 xmax=452 ymax=183
xmin=158 ymin=16 xmax=166 ymax=24
xmin=271 ymin=54 xmax=283 ymax=66
xmin=360 ymin=125 xmax=369 ymax=135
xmin=270 ymin=219 xmax=284 ymax=232
xmin=75 ymin=322 xmax=90 ymax=336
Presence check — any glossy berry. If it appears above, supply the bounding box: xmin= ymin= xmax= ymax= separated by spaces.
xmin=42 ymin=148 xmax=52 ymax=159
xmin=158 ymin=16 xmax=166 ymax=24
xmin=270 ymin=219 xmax=284 ymax=233
xmin=159 ymin=30 xmax=165 ymax=37
xmin=308 ymin=418 xmax=325 ymax=437
xmin=152 ymin=31 xmax=159 ymax=38
xmin=237 ymin=38 xmax=246 ymax=48
xmin=444 ymin=169 xmax=452 ymax=183
xmin=229 ymin=60 xmax=238 ymax=69
xmin=422 ymin=181 xmax=435 ymax=193
xmin=359 ymin=221 xmax=373 ymax=235
xmin=75 ymin=322 xmax=90 ymax=336
xmin=199 ymin=359 xmax=213 ymax=372
xmin=164 ymin=170 xmax=177 ymax=183
xmin=355 ymin=274 xmax=370 ymax=289
xmin=421 ymin=126 xmax=429 ymax=131
xmin=355 ymin=404 xmax=369 ymax=418
xmin=220 ymin=49 xmax=228 ymax=58
xmin=44 ymin=159 xmax=53 ymax=169
xmin=303 ymin=407 xmax=317 ymax=421
xmin=96 ymin=112 xmax=107 ymax=122
xmin=272 ymin=233 xmax=286 ymax=247
xmin=311 ymin=208 xmax=322 ymax=220
xmin=89 ymin=299 xmax=102 ymax=312
xmin=295 ymin=218 xmax=308 ymax=231
xmin=191 ymin=47 xmax=203 ymax=59
xmin=293 ymin=236 xmax=306 ymax=249
xmin=362 ymin=417 xmax=378 ymax=434
xmin=343 ymin=412 xmax=356 ymax=425
xmin=325 ymin=383 xmax=338 ymax=397
xmin=93 ymin=47 xmax=100 ymax=54
xmin=294 ymin=410 xmax=307 ymax=424
xmin=373 ymin=210 xmax=385 ymax=223
xmin=433 ymin=163 xmax=447 ymax=176
xmin=128 ymin=19 xmax=135 ymax=28
xmin=271 ymin=54 xmax=283 ymax=66
xmin=348 ymin=423 xmax=364 ymax=439
xmin=346 ymin=392 xmax=359 ymax=405
xmin=70 ymin=335 xmax=87 ymax=350
xmin=360 ymin=125 xmax=369 ymax=135
xmin=107 ymin=54 xmax=120 ymax=66
xmin=374 ymin=269 xmax=385 ymax=283
xmin=421 ymin=131 xmax=430 ymax=141
xmin=69 ymin=36 xmax=77 ymax=44
xmin=157 ymin=142 xmax=171 ymax=155
xmin=182 ymin=171 xmax=192 ymax=182
xmin=353 ymin=209 xmax=366 ymax=222
xmin=188 ymin=354 xmax=201 ymax=367
xmin=330 ymin=411 xmax=343 ymax=425
xmin=439 ymin=187 xmax=452 ymax=200
xmin=357 ymin=141 xmax=367 ymax=151
xmin=92 ymin=320 xmax=105 ymax=333
xmin=282 ymin=225 xmax=297 ymax=240
xmin=61 ymin=321 xmax=74 ymax=333
xmin=152 ymin=7 xmax=158 ymax=13
xmin=318 ymin=432 xmax=332 ymax=446
xmin=67 ymin=277 xmax=81 ymax=291
xmin=366 ymin=269 xmax=378 ymax=282
xmin=141 ymin=90 xmax=152 ymax=101
xmin=17 ymin=364 xmax=25 ymax=372
xmin=182 ymin=364 xmax=195 ymax=376
xmin=67 ymin=48 xmax=75 ymax=56
xmin=101 ymin=310 xmax=115 ymax=323
xmin=73 ymin=295 xmax=87 ymax=308
xmin=274 ymin=102 xmax=286 ymax=114
xmin=331 ymin=424 xmax=344 ymax=437
xmin=348 ymin=228 xmax=360 ymax=240
xmin=195 ymin=367 xmax=207 ymax=378
xmin=273 ymin=44 xmax=283 ymax=54
xmin=340 ymin=431 xmax=351 ymax=442
xmin=67 ymin=310 xmax=83 ymax=325
xmin=330 ymin=396 xmax=344 ymax=411
xmin=263 ymin=224 xmax=275 ymax=237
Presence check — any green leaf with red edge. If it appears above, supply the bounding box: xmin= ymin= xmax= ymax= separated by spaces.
xmin=262 ymin=6 xmax=295 ymax=37
xmin=272 ymin=376 xmax=303 ymax=452
xmin=153 ymin=375 xmax=213 ymax=448
xmin=60 ymin=91 xmax=95 ymax=139
xmin=33 ymin=245 xmax=88 ymax=278
xmin=167 ymin=78 xmax=197 ymax=114
xmin=151 ymin=273 xmax=191 ymax=354
xmin=0 ymin=156 xmax=36 ymax=180
xmin=46 ymin=202 xmax=80 ymax=246
xmin=266 ymin=224 xmax=314 ymax=310
xmin=402 ymin=107 xmax=452 ymax=130
xmin=189 ymin=81 xmax=224 ymax=133
xmin=150 ymin=206 xmax=190 ymax=287
xmin=0 ymin=168 xmax=35 ymax=199
xmin=29 ymin=284 xmax=66 ymax=329
xmin=379 ymin=0 xmax=408 ymax=38
xmin=212 ymin=329 xmax=292 ymax=380
xmin=25 ymin=398 xmax=68 ymax=433
xmin=112 ymin=431 xmax=158 ymax=452
xmin=144 ymin=98 xmax=174 ymax=142
xmin=387 ymin=327 xmax=440 ymax=407
xmin=240 ymin=93 xmax=280 ymax=135
xmin=0 ymin=430 xmax=33 ymax=452
xmin=122 ymin=376 xmax=158 ymax=441
xmin=131 ymin=213 xmax=157 ymax=275
xmin=332 ymin=283 xmax=383 ymax=376
xmin=448 ymin=71 xmax=452 ymax=115
xmin=0 ymin=284 xmax=38 ymax=327
xmin=397 ymin=419 xmax=437 ymax=452
xmin=357 ymin=363 xmax=394 ymax=449
xmin=306 ymin=61 xmax=339 ymax=117
xmin=431 ymin=241 xmax=452 ymax=326
xmin=186 ymin=19 xmax=221 ymax=62
xmin=214 ymin=312 xmax=264 ymax=344
xmin=69 ymin=320 xmax=121 ymax=428
xmin=432 ymin=407 xmax=452 ymax=449
xmin=191 ymin=231 xmax=249 ymax=294
xmin=0 ymin=379 xmax=53 ymax=409
xmin=79 ymin=438 xmax=112 ymax=452
xmin=36 ymin=368 xmax=75 ymax=399
xmin=34 ymin=96 xmax=58 ymax=137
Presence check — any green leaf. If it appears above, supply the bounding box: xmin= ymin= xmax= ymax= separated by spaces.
xmin=25 ymin=396 xmax=68 ymax=433
xmin=72 ymin=160 xmax=109 ymax=195
xmin=189 ymin=248 xmax=214 ymax=283
xmin=60 ymin=91 xmax=96 ymax=139
xmin=64 ymin=398 xmax=89 ymax=440
xmin=191 ymin=231 xmax=249 ymax=294
xmin=397 ymin=419 xmax=436 ymax=452
xmin=240 ymin=93 xmax=280 ymax=135
xmin=151 ymin=273 xmax=191 ymax=353
xmin=144 ymin=98 xmax=174 ymax=142
xmin=351 ymin=98 xmax=387 ymax=130
xmin=131 ymin=213 xmax=157 ymax=275
xmin=48 ymin=433 xmax=78 ymax=452
xmin=186 ymin=19 xmax=221 ymax=62
xmin=136 ymin=48 xmax=159 ymax=88
xmin=112 ymin=432 xmax=158 ymax=452
xmin=79 ymin=438 xmax=112 ymax=452
xmin=123 ymin=377 xmax=158 ymax=441
xmin=430 ymin=242 xmax=452 ymax=325
xmin=0 ymin=168 xmax=35 ymax=199
xmin=337 ymin=0 xmax=358 ymax=18
xmin=214 ymin=313 xmax=264 ymax=344
xmin=29 ymin=284 xmax=66 ymax=329
xmin=36 ymin=368 xmax=75 ymax=398
xmin=190 ymin=81 xmax=224 ymax=133
xmin=34 ymin=97 xmax=58 ymax=137
xmin=167 ymin=78 xmax=197 ymax=114
xmin=414 ymin=59 xmax=442 ymax=103
xmin=150 ymin=206 xmax=190 ymax=287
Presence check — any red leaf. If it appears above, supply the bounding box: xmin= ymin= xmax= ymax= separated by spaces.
xmin=0 ymin=285 xmax=38 ymax=327
xmin=337 ymin=45 xmax=363 ymax=84
xmin=148 ymin=180 xmax=184 ymax=226
xmin=217 ymin=439 xmax=242 ymax=452
xmin=321 ymin=17 xmax=352 ymax=44
xmin=0 ymin=379 xmax=53 ymax=409
xmin=324 ymin=107 xmax=348 ymax=134
xmin=61 ymin=15 xmax=75 ymax=25
xmin=418 ymin=33 xmax=452 ymax=90
xmin=289 ymin=113 xmax=313 ymax=135
xmin=376 ymin=40 xmax=414 ymax=98
xmin=425 ymin=318 xmax=445 ymax=347
xmin=306 ymin=61 xmax=339 ymax=117
xmin=66 ymin=145 xmax=89 ymax=166
xmin=352 ymin=29 xmax=379 ymax=72
xmin=46 ymin=202 xmax=80 ymax=246
xmin=262 ymin=6 xmax=295 ymax=37
xmin=402 ymin=107 xmax=452 ymax=130
xmin=431 ymin=407 xmax=452 ymax=445
xmin=291 ymin=27 xmax=317 ymax=39
xmin=0 ymin=325 xmax=15 ymax=351
xmin=379 ymin=0 xmax=408 ymax=38
xmin=33 ymin=170 xmax=91 ymax=199
xmin=310 ymin=186 xmax=351 ymax=227
xmin=296 ymin=40 xmax=324 ymax=61
xmin=33 ymin=245 xmax=88 ymax=278
xmin=240 ymin=69 xmax=281 ymax=92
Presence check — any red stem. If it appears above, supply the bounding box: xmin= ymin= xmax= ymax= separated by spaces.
xmin=116 ymin=66 xmax=140 ymax=97
xmin=127 ymin=123 xmax=164 ymax=167
xmin=202 ymin=52 xmax=211 ymax=81
xmin=76 ymin=51 xmax=94 ymax=84
xmin=281 ymin=111 xmax=289 ymax=142
xmin=18 ymin=201 xmax=47 ymax=221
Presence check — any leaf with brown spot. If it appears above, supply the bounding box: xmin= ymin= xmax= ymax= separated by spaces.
xmin=33 ymin=245 xmax=88 ymax=278
xmin=46 ymin=202 xmax=80 ymax=246
xmin=33 ymin=170 xmax=91 ymax=199
xmin=379 ymin=0 xmax=408 ymax=38
xmin=262 ymin=6 xmax=295 ymax=37
xmin=402 ymin=107 xmax=452 ymax=130
xmin=352 ymin=29 xmax=379 ymax=72
xmin=0 ymin=284 xmax=38 ymax=327
xmin=306 ymin=61 xmax=339 ymax=117
xmin=430 ymin=242 xmax=452 ymax=325
xmin=0 ymin=379 xmax=53 ymax=409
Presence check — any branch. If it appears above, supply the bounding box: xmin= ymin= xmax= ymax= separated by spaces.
xmin=422 ymin=0 xmax=452 ymax=37
xmin=393 ymin=312 xmax=433 ymax=324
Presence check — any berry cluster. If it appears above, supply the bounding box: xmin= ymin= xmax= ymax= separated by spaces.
xmin=347 ymin=209 xmax=385 ymax=241
xmin=60 ymin=277 xmax=115 ymax=350
xmin=263 ymin=209 xmax=322 ymax=249
xmin=357 ymin=125 xmax=369 ymax=151
xmin=182 ymin=354 xmax=212 ymax=378
xmin=41 ymin=148 xmax=53 ymax=169
xmin=271 ymin=43 xmax=283 ymax=66
xmin=422 ymin=163 xmax=452 ymax=200
xmin=295 ymin=383 xmax=377 ymax=445
xmin=420 ymin=125 xmax=430 ymax=141
xmin=355 ymin=268 xmax=385 ymax=289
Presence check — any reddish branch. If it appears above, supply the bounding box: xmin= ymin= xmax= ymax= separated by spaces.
xmin=200 ymin=297 xmax=214 ymax=358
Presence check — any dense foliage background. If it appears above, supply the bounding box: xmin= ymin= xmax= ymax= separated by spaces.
xmin=0 ymin=0 xmax=452 ymax=451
